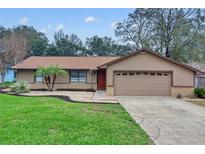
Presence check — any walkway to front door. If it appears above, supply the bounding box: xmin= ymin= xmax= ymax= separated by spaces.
xmin=92 ymin=90 xmax=118 ymax=103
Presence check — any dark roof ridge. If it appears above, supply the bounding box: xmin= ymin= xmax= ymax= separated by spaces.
xmin=28 ymin=56 xmax=119 ymax=58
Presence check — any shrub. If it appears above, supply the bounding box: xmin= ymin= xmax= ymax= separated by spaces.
xmin=194 ymin=88 xmax=205 ymax=98
xmin=11 ymin=80 xmax=30 ymax=93
xmin=0 ymin=81 xmax=15 ymax=88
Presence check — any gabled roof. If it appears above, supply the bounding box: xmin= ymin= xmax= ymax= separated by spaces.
xmin=98 ymin=48 xmax=203 ymax=74
xmin=12 ymin=56 xmax=120 ymax=70
xmin=12 ymin=49 xmax=204 ymax=73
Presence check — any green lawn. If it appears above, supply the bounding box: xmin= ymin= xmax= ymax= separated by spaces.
xmin=0 ymin=94 xmax=151 ymax=145
xmin=188 ymin=100 xmax=205 ymax=107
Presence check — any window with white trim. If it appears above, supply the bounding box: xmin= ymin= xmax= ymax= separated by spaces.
xmin=35 ymin=76 xmax=43 ymax=82
xmin=70 ymin=70 xmax=86 ymax=82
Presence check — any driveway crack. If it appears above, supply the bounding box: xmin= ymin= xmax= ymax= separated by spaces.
xmin=133 ymin=114 xmax=161 ymax=144
xmin=145 ymin=119 xmax=161 ymax=143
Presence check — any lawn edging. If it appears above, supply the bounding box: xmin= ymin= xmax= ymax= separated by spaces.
xmin=0 ymin=90 xmax=119 ymax=105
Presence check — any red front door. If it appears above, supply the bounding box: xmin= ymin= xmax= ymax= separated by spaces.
xmin=97 ymin=69 xmax=106 ymax=90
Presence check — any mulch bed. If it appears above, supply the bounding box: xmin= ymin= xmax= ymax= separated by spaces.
xmin=0 ymin=89 xmax=118 ymax=105
xmin=30 ymin=88 xmax=96 ymax=92
xmin=56 ymin=88 xmax=96 ymax=92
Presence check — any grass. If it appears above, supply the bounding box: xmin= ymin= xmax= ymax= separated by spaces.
xmin=0 ymin=94 xmax=151 ymax=145
xmin=188 ymin=100 xmax=205 ymax=107
xmin=0 ymin=81 xmax=15 ymax=88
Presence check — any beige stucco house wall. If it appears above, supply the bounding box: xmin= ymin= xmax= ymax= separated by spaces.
xmin=106 ymin=52 xmax=195 ymax=97
xmin=14 ymin=49 xmax=201 ymax=97
xmin=16 ymin=69 xmax=97 ymax=90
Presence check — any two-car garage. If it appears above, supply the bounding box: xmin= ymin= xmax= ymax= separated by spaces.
xmin=114 ymin=71 xmax=171 ymax=96
xmin=104 ymin=49 xmax=197 ymax=97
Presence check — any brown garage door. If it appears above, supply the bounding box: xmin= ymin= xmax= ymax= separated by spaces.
xmin=114 ymin=71 xmax=171 ymax=96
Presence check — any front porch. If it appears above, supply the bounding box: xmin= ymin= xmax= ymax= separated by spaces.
xmin=92 ymin=90 xmax=118 ymax=103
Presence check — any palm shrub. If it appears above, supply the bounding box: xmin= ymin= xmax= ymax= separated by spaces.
xmin=35 ymin=65 xmax=67 ymax=91
xmin=194 ymin=88 xmax=205 ymax=98
xmin=11 ymin=80 xmax=30 ymax=93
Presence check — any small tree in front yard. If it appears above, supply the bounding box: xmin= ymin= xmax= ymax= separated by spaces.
xmin=35 ymin=65 xmax=67 ymax=91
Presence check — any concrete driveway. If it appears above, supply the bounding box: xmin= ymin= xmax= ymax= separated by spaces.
xmin=116 ymin=96 xmax=205 ymax=145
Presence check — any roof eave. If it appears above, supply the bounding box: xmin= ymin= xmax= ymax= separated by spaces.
xmin=12 ymin=67 xmax=98 ymax=70
xmin=97 ymin=48 xmax=204 ymax=74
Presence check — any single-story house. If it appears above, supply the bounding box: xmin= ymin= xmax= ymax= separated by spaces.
xmin=12 ymin=49 xmax=203 ymax=96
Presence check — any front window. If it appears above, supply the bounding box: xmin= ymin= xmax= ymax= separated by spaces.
xmin=70 ymin=70 xmax=86 ymax=82
xmin=35 ymin=76 xmax=43 ymax=82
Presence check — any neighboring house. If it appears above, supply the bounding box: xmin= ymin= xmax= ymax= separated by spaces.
xmin=195 ymin=74 xmax=205 ymax=88
xmin=12 ymin=49 xmax=203 ymax=96
xmin=187 ymin=62 xmax=205 ymax=88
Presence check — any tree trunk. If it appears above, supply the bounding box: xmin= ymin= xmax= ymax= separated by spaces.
xmin=0 ymin=72 xmax=2 ymax=83
xmin=165 ymin=30 xmax=171 ymax=57
xmin=51 ymin=74 xmax=57 ymax=91
xmin=165 ymin=44 xmax=171 ymax=57
xmin=0 ymin=70 xmax=6 ymax=83
xmin=47 ymin=76 xmax=51 ymax=91
xmin=45 ymin=76 xmax=52 ymax=91
xmin=44 ymin=76 xmax=50 ymax=91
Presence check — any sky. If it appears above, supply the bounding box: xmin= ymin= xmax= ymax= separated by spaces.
xmin=0 ymin=8 xmax=133 ymax=42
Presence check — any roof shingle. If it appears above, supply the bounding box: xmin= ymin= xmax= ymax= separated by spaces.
xmin=12 ymin=56 xmax=120 ymax=70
